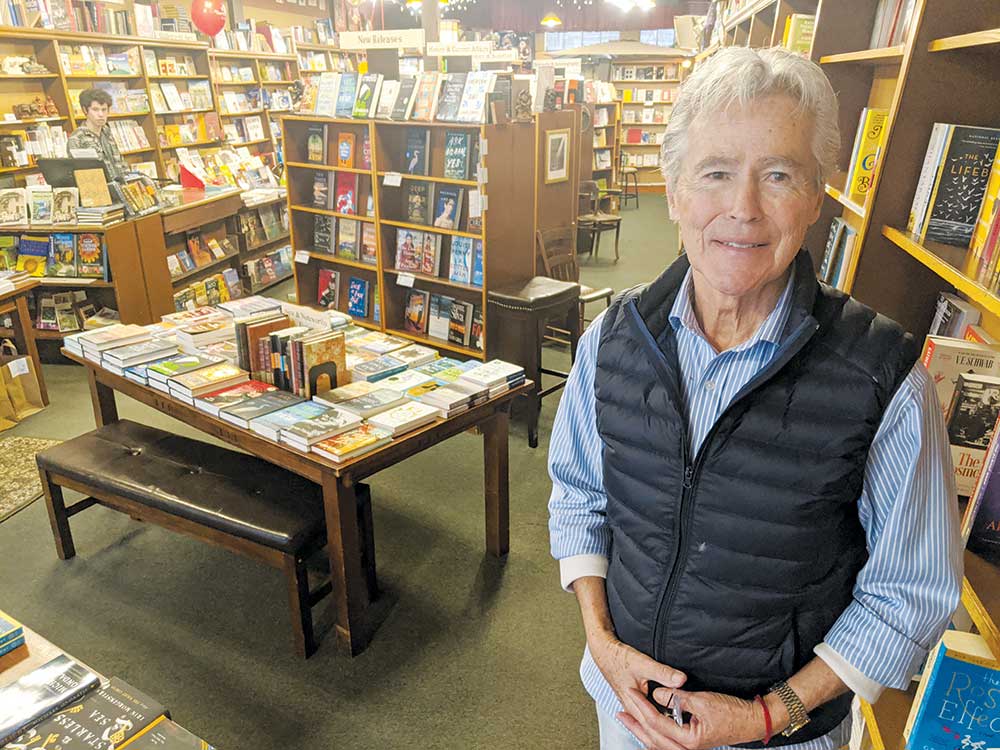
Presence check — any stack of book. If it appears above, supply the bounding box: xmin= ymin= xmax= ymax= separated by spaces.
xmin=0 ymin=608 xmax=25 ymax=659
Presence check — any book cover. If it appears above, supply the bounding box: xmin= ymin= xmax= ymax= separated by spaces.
xmin=334 ymin=72 xmax=358 ymax=118
xmin=469 ymin=305 xmax=483 ymax=351
xmin=317 ymin=268 xmax=340 ymax=309
xmin=404 ymin=289 xmax=429 ymax=333
xmin=360 ymin=131 xmax=372 ymax=170
xmin=390 ymin=75 xmax=418 ymax=121
xmin=351 ymin=354 xmax=406 ymax=382
xmin=301 ymin=331 xmax=348 ymax=393
xmin=455 ymin=71 xmax=494 ymax=124
xmin=419 ymin=233 xmax=440 ymax=276
xmin=427 ymin=293 xmax=454 ymax=341
xmin=433 ymin=186 xmax=463 ymax=230
xmin=0 ymin=655 xmax=101 ymax=744
xmin=27 ymin=187 xmax=52 ymax=224
xmin=46 ymin=233 xmax=76 ymax=277
xmin=306 ymin=124 xmax=327 ymax=163
xmin=169 ymin=361 xmax=248 ymax=396
xmin=947 ymin=372 xmax=1000 ymax=496
xmin=313 ymin=215 xmax=336 ymax=253
xmin=281 ymin=404 xmax=361 ymax=446
xmin=312 ymin=172 xmax=331 ymax=210
xmin=219 ymin=389 xmax=304 ymax=427
xmin=435 ymin=72 xmax=467 ymax=122
xmin=360 ymin=223 xmax=377 ymax=266
xmin=410 ymin=72 xmax=441 ymax=122
xmin=250 ymin=399 xmax=330 ymax=439
xmin=125 ymin=718 xmax=216 ymax=749
xmin=76 ymin=233 xmax=104 ymax=278
xmin=847 ymin=107 xmax=889 ymax=205
xmin=353 ymin=73 xmax=380 ymax=119
xmin=337 ymin=219 xmax=359 ymax=260
xmin=313 ymin=380 xmax=379 ymax=408
xmin=334 ymin=172 xmax=358 ymax=215
xmin=443 ymin=131 xmax=470 ymax=180
xmin=312 ymin=423 xmax=392 ymax=462
xmin=963 ymin=409 xmax=1000 ymax=560
xmin=336 ymin=131 xmax=355 ymax=168
xmin=15 ymin=234 xmax=48 ymax=276
xmin=449 ymin=236 xmax=474 ymax=284
xmin=447 ymin=298 xmax=473 ymax=347
xmin=405 ymin=182 xmax=432 ymax=225
xmin=347 ymin=276 xmax=369 ymax=317
xmin=404 ymin=128 xmax=430 ymax=175
xmin=374 ymin=79 xmax=400 ymax=120
xmin=392 ymin=343 xmax=437 ymax=368
xmin=0 ymin=188 xmax=27 ymax=225
xmin=368 ymin=400 xmax=440 ymax=435
xmin=147 ymin=353 xmax=222 ymax=381
xmin=923 ymin=125 xmax=1000 ymax=247
xmin=7 ymin=677 xmax=167 ymax=750
xmin=471 ymin=240 xmax=483 ymax=287
xmin=395 ymin=229 xmax=423 ymax=272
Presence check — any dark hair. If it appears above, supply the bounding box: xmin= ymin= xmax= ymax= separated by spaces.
xmin=79 ymin=88 xmax=113 ymax=112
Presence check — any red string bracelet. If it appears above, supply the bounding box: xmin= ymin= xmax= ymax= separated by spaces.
xmin=755 ymin=695 xmax=772 ymax=745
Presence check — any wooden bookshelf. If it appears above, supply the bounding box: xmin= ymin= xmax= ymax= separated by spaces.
xmin=860 ymin=685 xmax=917 ymax=750
xmin=284 ymin=117 xmax=536 ymax=360
xmin=592 ymin=101 xmax=620 ymax=189
xmin=292 ymin=41 xmax=361 ymax=78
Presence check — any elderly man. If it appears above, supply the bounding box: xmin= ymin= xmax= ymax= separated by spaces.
xmin=548 ymin=47 xmax=962 ymax=750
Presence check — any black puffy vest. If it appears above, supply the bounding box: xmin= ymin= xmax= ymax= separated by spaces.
xmin=595 ymin=250 xmax=918 ymax=747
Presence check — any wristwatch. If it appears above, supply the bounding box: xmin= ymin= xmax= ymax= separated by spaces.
xmin=769 ymin=680 xmax=810 ymax=737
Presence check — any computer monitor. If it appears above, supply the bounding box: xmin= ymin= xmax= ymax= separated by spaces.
xmin=36 ymin=157 xmax=116 ymax=188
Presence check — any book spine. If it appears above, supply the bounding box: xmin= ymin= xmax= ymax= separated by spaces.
xmin=908 ymin=123 xmax=949 ymax=236
xmin=918 ymin=125 xmax=957 ymax=241
xmin=0 ymin=635 xmax=25 ymax=658
xmin=848 ymin=109 xmax=888 ymax=204
xmin=0 ymin=627 xmax=24 ymax=649
xmin=962 ymin=410 xmax=1000 ymax=543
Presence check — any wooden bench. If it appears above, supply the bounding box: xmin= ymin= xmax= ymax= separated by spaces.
xmin=35 ymin=420 xmax=375 ymax=659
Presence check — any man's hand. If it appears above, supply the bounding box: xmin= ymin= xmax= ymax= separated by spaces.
xmin=588 ymin=630 xmax=687 ymax=716
xmin=617 ymin=687 xmax=770 ymax=750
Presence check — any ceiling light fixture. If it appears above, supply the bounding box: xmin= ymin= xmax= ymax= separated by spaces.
xmin=541 ymin=12 xmax=563 ymax=27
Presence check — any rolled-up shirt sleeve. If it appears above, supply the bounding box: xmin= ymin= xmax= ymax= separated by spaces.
xmin=817 ymin=362 xmax=964 ymax=702
xmin=548 ymin=314 xmax=613 ymax=592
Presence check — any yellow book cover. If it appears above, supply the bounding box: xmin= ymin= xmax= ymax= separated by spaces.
xmin=848 ymin=108 xmax=889 ymax=205
xmin=782 ymin=16 xmax=791 ymax=47
xmin=164 ymin=124 xmax=182 ymax=146
xmin=971 ymin=156 xmax=1000 ymax=259
xmin=622 ymin=89 xmax=633 ymax=103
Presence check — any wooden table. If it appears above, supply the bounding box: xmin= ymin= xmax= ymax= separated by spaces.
xmin=0 ymin=280 xmax=47 ymax=405
xmin=65 ymin=349 xmax=530 ymax=656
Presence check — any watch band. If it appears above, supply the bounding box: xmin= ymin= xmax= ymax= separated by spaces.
xmin=768 ymin=680 xmax=810 ymax=737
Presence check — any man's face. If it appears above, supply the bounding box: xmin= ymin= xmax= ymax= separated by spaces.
xmin=84 ymin=101 xmax=109 ymax=129
xmin=666 ymin=94 xmax=824 ymax=301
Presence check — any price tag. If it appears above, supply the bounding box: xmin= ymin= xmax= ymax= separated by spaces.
xmin=480 ymin=195 xmax=488 ymax=212
xmin=7 ymin=358 xmax=29 ymax=378
xmin=468 ymin=190 xmax=482 ymax=219
xmin=294 ymin=250 xmax=311 ymax=264
xmin=396 ymin=272 xmax=415 ymax=288
xmin=3 ymin=113 xmax=16 ymax=123
xmin=480 ymin=138 xmax=488 ymax=157
xmin=383 ymin=172 xmax=403 ymax=187
xmin=477 ymin=166 xmax=488 ymax=184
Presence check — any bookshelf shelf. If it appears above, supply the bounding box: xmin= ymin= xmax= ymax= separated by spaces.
xmin=375 ymin=172 xmax=478 ymax=188
xmin=860 ymin=685 xmax=917 ymax=750
xmin=160 ymin=140 xmax=222 ymax=150
xmin=291 ymin=205 xmax=376 ymax=223
xmin=381 ymin=219 xmax=482 ymax=241
xmin=881 ymin=226 xmax=1000 ymax=318
xmin=0 ymin=73 xmax=59 ymax=79
xmin=387 ymin=327 xmax=483 ymax=360
xmin=0 ymin=117 xmax=66 ymax=126
xmin=309 ymin=251 xmax=377 ymax=272
xmin=928 ymin=28 xmax=1000 ymax=52
xmin=121 ymin=147 xmax=155 ymax=155
xmin=215 ymin=80 xmax=260 ymax=86
xmin=219 ymin=109 xmax=265 ymax=117
xmin=260 ymin=79 xmax=295 ymax=84
xmin=147 ymin=75 xmax=211 ymax=81
xmin=287 ymin=162 xmax=369 ymax=175
xmin=249 ymin=270 xmax=293 ymax=295
xmin=962 ymin=551 xmax=1000 ymax=661
xmin=819 ymin=45 xmax=906 ymax=64
xmin=230 ymin=138 xmax=271 ymax=148
xmin=383 ymin=269 xmax=482 ymax=294
xmin=375 ymin=120 xmax=484 ymax=131
xmin=170 ymin=251 xmax=240 ymax=285
xmin=63 ymin=73 xmax=142 ymax=79
xmin=824 ymin=181 xmax=865 ymax=218
xmin=611 ymin=78 xmax=682 ymax=84
xmin=37 ymin=278 xmax=113 ymax=287
xmin=154 ymin=108 xmax=215 ymax=116
xmin=244 ymin=232 xmax=290 ymax=256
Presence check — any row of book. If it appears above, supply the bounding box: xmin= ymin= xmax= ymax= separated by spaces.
xmin=313 ymin=215 xmax=377 ymax=265
xmin=780 ymin=14 xmax=815 ymax=56
xmin=396 ymin=128 xmax=481 ymax=183
xmin=240 ymin=202 xmax=288 ymax=249
xmin=614 ymin=64 xmax=681 ymax=82
xmin=167 ymin=235 xmax=238 ymax=279
xmin=622 ymin=108 xmax=669 ymax=125
xmin=157 ymin=113 xmax=223 ymax=148
xmin=302 ymin=70 xmax=503 ymax=125
xmin=0 ymin=642 xmax=216 ymax=749
xmin=622 ymin=152 xmax=661 ymax=169
xmin=57 ymin=43 xmax=139 ymax=76
xmin=619 ymin=87 xmax=677 ymax=105
xmin=34 ymin=289 xmax=117 ymax=333
xmin=843 ymin=107 xmax=890 ymax=206
xmin=223 ymin=114 xmax=269 ymax=145
xmin=70 ymin=81 xmax=148 ymax=118
xmin=311 ymin=170 xmax=371 ymax=217
xmin=1 ymin=232 xmax=107 ymax=279
xmin=211 ymin=62 xmax=259 ymax=84
xmin=243 ymin=244 xmax=292 ymax=293
xmin=108 ymin=119 xmax=152 ymax=153
xmin=403 ymin=288 xmax=483 ymax=351
xmin=146 ymin=51 xmax=199 ymax=78
xmin=870 ymin=0 xmax=917 ymax=48
xmin=172 ymin=268 xmax=244 ymax=312
xmin=150 ymin=80 xmax=213 ymax=114
xmin=623 ymin=128 xmax=665 ymax=146
xmin=401 ymin=181 xmax=476 ymax=234
xmin=0 ymin=186 xmax=78 ymax=226
xmin=818 ymin=218 xmax=859 ymax=290
xmin=394 ymin=229 xmax=483 ymax=287
xmin=0 ymin=125 xmax=68 ymax=170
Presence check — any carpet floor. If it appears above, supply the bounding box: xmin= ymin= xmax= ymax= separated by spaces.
xmin=0 ymin=199 xmax=677 ymax=749
xmin=0 ymin=436 xmax=62 ymax=522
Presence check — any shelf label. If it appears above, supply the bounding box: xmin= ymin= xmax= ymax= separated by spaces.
xmin=480 ymin=139 xmax=488 ymax=157
xmin=294 ymin=250 xmax=311 ymax=264
xmin=339 ymin=29 xmax=425 ymax=51
xmin=477 ymin=166 xmax=488 ymax=185
xmin=2 ymin=114 xmax=15 ymax=123
xmin=396 ymin=273 xmax=415 ymax=288
xmin=426 ymin=41 xmax=494 ymax=57
xmin=383 ymin=172 xmax=403 ymax=187
xmin=469 ymin=190 xmax=483 ymax=219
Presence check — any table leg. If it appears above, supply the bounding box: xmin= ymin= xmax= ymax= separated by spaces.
xmin=12 ymin=295 xmax=47 ymax=405
xmin=87 ymin=367 xmax=119 ymax=427
xmin=483 ymin=408 xmax=510 ymax=557
xmin=321 ymin=472 xmax=375 ymax=656
xmin=614 ymin=221 xmax=622 ymax=262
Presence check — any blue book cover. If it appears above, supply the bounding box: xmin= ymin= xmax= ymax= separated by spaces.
xmin=449 ymin=236 xmax=473 ymax=284
xmin=335 ymin=73 xmax=359 ymax=118
xmin=249 ymin=400 xmax=329 ymax=437
xmin=471 ymin=240 xmax=483 ymax=287
xmin=347 ymin=276 xmax=369 ymax=318
xmin=0 ymin=635 xmax=24 ymax=658
xmin=905 ymin=631 xmax=1000 ymax=750
xmin=0 ymin=609 xmax=22 ymax=648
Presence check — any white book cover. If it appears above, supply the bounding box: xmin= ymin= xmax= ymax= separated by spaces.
xmin=378 ymin=369 xmax=434 ymax=393
xmin=368 ymin=401 xmax=440 ymax=433
xmin=460 ymin=359 xmax=525 ymax=388
xmin=374 ymin=79 xmax=400 ymax=120
xmin=455 ymin=71 xmax=495 ymax=124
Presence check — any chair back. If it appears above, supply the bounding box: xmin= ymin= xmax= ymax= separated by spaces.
xmin=579 ymin=180 xmax=600 ymax=213
xmin=536 ymin=226 xmax=580 ymax=283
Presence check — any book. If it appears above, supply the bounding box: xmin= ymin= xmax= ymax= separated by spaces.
xmin=963 ymin=409 xmax=1000 ymax=561
xmin=76 ymin=233 xmax=104 ymax=278
xmin=43 ymin=233 xmax=75 ymax=278
xmin=449 ymin=236 xmax=474 ymax=284
xmin=0 ymin=609 xmax=23 ymax=648
xmin=427 ymin=294 xmax=454 ymax=340
xmin=125 ymin=718 xmax=216 ymax=749
xmin=368 ymin=401 xmax=440 ymax=436
xmin=910 ymin=124 xmax=1000 ymax=247
xmin=419 ymin=233 xmax=441 ymax=276
xmin=469 ymin=305 xmax=483 ymax=351
xmin=169 ymin=361 xmax=248 ymax=399
xmin=946 ymin=372 xmax=1000 ymax=496
xmin=351 ymin=354 xmax=406 ymax=383
xmin=404 ymin=289 xmax=429 ymax=333
xmin=405 ymin=182 xmax=432 ymax=225
xmin=846 ymin=108 xmax=889 ymax=205
xmin=390 ymin=75 xmax=419 ymax=121
xmin=404 ymin=128 xmax=430 ymax=175
xmin=903 ymin=631 xmax=998 ymax=749
xmin=433 ymin=186 xmax=463 ymax=230
xmin=360 ymin=223 xmax=377 ymax=266
xmin=194 ymin=379 xmax=276 ymax=417
xmin=249 ymin=399 xmax=329 ymax=440
xmin=459 ymin=359 xmax=526 ymax=389
xmin=15 ymin=234 xmax=48 ymax=276
xmin=353 ymin=73 xmax=381 ymax=119
xmin=922 ymin=336 xmax=1000 ymax=417
xmin=782 ymin=13 xmax=815 ymax=54
xmin=0 ymin=655 xmax=101 ymax=744
xmin=443 ymin=131 xmax=471 ymax=180
xmin=312 ymin=172 xmax=331 ymax=210
xmin=103 ymin=339 xmax=178 ymax=367
xmin=0 ymin=188 xmax=27 ymax=225
xmin=336 ymin=131 xmax=355 ymax=168
xmin=377 ymin=367 xmax=434 ymax=394
xmin=334 ymin=72 xmax=358 ymax=118
xmin=393 ymin=344 xmax=437 ymax=368
xmin=360 ymin=131 xmax=372 ymax=170
xmin=456 ymin=71 xmax=494 ymax=124
xmin=347 ymin=276 xmax=369 ymax=317
xmin=337 ymin=219 xmax=359 ymax=260
xmin=336 ymin=388 xmax=407 ymax=417
xmin=306 ymin=124 xmax=327 ymax=163
xmin=448 ymin=299 xmax=474 ymax=347
xmin=374 ymin=79 xmax=400 ymax=120
xmin=410 ymin=72 xmax=442 ymax=121
xmin=218 ymin=389 xmax=304 ymax=429
xmin=395 ymin=229 xmax=423 ymax=272
xmin=317 ymin=268 xmax=340 ymax=309
xmin=7 ymin=677 xmax=166 ymax=750
xmin=334 ymin=172 xmax=358 ymax=215
xmin=313 ymin=380 xmax=380 ymax=408
xmin=27 ymin=186 xmax=52 ymax=224
xmin=435 ymin=72 xmax=467 ymax=122
xmin=929 ymin=291 xmax=982 ymax=338
xmin=471 ymin=240 xmax=484 ymax=287
xmin=311 ymin=423 xmax=392 ymax=463
xmin=276 ymin=403 xmax=362 ymax=448
xmin=314 ymin=215 xmax=336 ymax=254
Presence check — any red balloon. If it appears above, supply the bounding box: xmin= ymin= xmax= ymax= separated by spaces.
xmin=191 ymin=0 xmax=226 ymax=37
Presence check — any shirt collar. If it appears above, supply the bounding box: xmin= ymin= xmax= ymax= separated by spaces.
xmin=668 ymin=267 xmax=796 ymax=351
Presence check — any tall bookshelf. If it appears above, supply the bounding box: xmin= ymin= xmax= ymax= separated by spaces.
xmin=283 ymin=116 xmax=536 ymax=360
xmin=611 ymin=58 xmax=686 ymax=189
xmin=592 ymin=101 xmax=619 ymax=189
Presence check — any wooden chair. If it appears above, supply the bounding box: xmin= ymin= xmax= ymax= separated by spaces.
xmin=537 ymin=226 xmax=614 ymax=329
xmin=577 ymin=180 xmax=623 ymax=262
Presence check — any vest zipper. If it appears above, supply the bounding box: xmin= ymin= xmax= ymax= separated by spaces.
xmin=649 ymin=316 xmax=821 ymax=665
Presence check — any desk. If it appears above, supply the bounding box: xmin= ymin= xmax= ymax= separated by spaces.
xmin=0 ymin=280 xmax=47 ymax=405
xmin=65 ymin=349 xmax=530 ymax=656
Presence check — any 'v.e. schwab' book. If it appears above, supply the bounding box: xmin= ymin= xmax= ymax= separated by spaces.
xmin=0 ymin=655 xmax=101 ymax=744
xmin=6 ymin=677 xmax=167 ymax=750
xmin=946 ymin=372 xmax=1000 ymax=496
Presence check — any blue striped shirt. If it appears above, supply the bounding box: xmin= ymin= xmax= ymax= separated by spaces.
xmin=548 ymin=269 xmax=963 ymax=749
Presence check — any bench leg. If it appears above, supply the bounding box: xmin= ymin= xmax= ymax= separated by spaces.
xmin=40 ymin=470 xmax=75 ymax=560
xmin=483 ymin=408 xmax=510 ymax=556
xmin=284 ymin=553 xmax=316 ymax=659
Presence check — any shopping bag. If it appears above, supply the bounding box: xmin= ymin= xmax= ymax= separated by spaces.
xmin=0 ymin=340 xmax=44 ymax=421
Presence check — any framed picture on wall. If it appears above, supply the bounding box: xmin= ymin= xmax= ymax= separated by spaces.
xmin=545 ymin=128 xmax=570 ymax=184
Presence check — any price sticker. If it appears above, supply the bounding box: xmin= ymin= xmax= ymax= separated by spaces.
xmin=7 ymin=358 xmax=29 ymax=378
xmin=294 ymin=250 xmax=311 ymax=264
xmin=383 ymin=172 xmax=403 ymax=187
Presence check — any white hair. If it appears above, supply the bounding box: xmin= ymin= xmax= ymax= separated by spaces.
xmin=660 ymin=46 xmax=839 ymax=190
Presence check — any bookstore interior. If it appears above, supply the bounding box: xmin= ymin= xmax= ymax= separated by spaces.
xmin=1 ymin=0 xmax=1000 ymax=747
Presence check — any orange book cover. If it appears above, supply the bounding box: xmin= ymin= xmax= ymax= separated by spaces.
xmin=337 ymin=132 xmax=356 ymax=168
xmin=301 ymin=332 xmax=348 ymax=396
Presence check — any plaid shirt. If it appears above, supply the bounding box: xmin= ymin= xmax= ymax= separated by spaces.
xmin=67 ymin=125 xmax=128 ymax=181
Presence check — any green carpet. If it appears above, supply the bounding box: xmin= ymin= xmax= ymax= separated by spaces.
xmin=0 ymin=436 xmax=62 ymax=523
xmin=0 ymin=199 xmax=677 ymax=748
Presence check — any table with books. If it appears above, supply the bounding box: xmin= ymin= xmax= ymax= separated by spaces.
xmin=62 ymin=296 xmax=530 ymax=656
xmin=0 ymin=273 xmax=47 ymax=406
xmin=0 ymin=610 xmax=218 ymax=748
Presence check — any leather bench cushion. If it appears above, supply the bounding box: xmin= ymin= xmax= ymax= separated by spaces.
xmin=36 ymin=420 xmax=326 ymax=554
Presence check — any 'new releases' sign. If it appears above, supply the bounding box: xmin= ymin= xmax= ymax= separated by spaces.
xmin=339 ymin=29 xmax=426 ymax=50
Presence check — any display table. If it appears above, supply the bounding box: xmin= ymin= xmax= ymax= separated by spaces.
xmin=64 ymin=348 xmax=531 ymax=656
xmin=0 ymin=279 xmax=47 ymax=405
